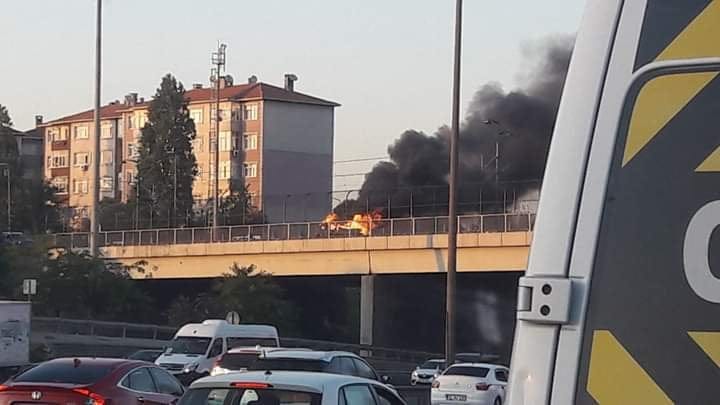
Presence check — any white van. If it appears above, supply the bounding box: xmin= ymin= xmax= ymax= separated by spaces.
xmin=508 ymin=0 xmax=720 ymax=404
xmin=155 ymin=320 xmax=279 ymax=384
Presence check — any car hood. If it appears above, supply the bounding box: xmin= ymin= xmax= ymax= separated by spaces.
xmin=156 ymin=353 xmax=202 ymax=365
xmin=415 ymin=368 xmax=441 ymax=374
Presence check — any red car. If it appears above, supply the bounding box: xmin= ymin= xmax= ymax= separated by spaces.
xmin=0 ymin=357 xmax=185 ymax=404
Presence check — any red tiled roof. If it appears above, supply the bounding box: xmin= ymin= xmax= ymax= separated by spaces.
xmin=43 ymin=82 xmax=339 ymax=125
xmin=183 ymin=82 xmax=340 ymax=106
xmin=43 ymin=102 xmax=127 ymax=126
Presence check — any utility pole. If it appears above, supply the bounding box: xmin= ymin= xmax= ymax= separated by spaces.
xmin=89 ymin=0 xmax=102 ymax=255
xmin=211 ymin=43 xmax=227 ymax=241
xmin=446 ymin=0 xmax=463 ymax=366
xmin=0 ymin=164 xmax=10 ymax=231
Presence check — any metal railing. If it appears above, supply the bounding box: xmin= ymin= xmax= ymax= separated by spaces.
xmin=31 ymin=317 xmax=442 ymax=364
xmin=49 ymin=213 xmax=536 ymax=250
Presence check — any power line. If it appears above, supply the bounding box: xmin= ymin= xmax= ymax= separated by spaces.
xmin=333 ymin=156 xmax=388 ymax=164
xmin=334 ymin=172 xmax=368 ymax=178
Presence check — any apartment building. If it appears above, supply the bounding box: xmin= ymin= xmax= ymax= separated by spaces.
xmin=41 ymin=75 xmax=338 ymax=224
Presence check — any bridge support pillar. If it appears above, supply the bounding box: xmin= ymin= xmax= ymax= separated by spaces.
xmin=360 ymin=275 xmax=375 ymax=346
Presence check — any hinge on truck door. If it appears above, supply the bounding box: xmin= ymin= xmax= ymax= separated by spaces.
xmin=516 ymin=276 xmax=572 ymax=325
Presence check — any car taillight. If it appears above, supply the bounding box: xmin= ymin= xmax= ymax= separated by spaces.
xmin=431 ymin=381 xmax=440 ymax=389
xmin=214 ymin=356 xmax=222 ymax=368
xmin=72 ymin=388 xmax=106 ymax=405
xmin=0 ymin=384 xmax=9 ymax=392
xmin=231 ymin=382 xmax=272 ymax=389
xmin=476 ymin=382 xmax=490 ymax=391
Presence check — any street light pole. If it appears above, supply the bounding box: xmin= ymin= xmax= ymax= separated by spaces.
xmin=89 ymin=0 xmax=102 ymax=255
xmin=0 ymin=164 xmax=10 ymax=231
xmin=446 ymin=0 xmax=463 ymax=366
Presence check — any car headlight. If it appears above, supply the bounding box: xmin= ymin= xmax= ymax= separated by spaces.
xmin=433 ymin=372 xmax=439 ymax=378
xmin=412 ymin=371 xmax=418 ymax=377
xmin=210 ymin=366 xmax=227 ymax=376
xmin=183 ymin=363 xmax=198 ymax=374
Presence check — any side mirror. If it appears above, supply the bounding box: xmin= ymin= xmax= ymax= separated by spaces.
xmin=381 ymin=375 xmax=391 ymax=384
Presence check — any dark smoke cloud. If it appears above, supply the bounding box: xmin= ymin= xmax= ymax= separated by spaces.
xmin=351 ymin=36 xmax=574 ymax=216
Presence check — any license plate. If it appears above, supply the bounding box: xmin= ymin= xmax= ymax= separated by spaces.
xmin=446 ymin=394 xmax=467 ymax=401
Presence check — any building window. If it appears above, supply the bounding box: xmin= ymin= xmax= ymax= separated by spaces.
xmin=52 ymin=176 xmax=68 ymax=194
xmin=51 ymin=152 xmax=69 ymax=168
xmin=73 ymin=152 xmax=90 ymax=167
xmin=100 ymin=150 xmax=113 ymax=165
xmin=243 ymin=162 xmax=257 ymax=178
xmin=243 ymin=133 xmax=258 ymax=150
xmin=100 ymin=176 xmax=113 ymax=191
xmin=49 ymin=128 xmax=68 ymax=142
xmin=192 ymin=137 xmax=203 ymax=153
xmin=219 ymin=131 xmax=232 ymax=152
xmin=72 ymin=179 xmax=88 ymax=194
xmin=47 ymin=128 xmax=58 ymax=142
xmin=243 ymin=104 xmax=258 ymax=121
xmin=101 ymin=123 xmax=113 ymax=139
xmin=137 ymin=113 xmax=148 ymax=129
xmin=128 ymin=144 xmax=138 ymax=159
xmin=190 ymin=109 xmax=203 ymax=124
xmin=60 ymin=127 xmax=69 ymax=140
xmin=219 ymin=161 xmax=231 ymax=179
xmin=74 ymin=126 xmax=89 ymax=139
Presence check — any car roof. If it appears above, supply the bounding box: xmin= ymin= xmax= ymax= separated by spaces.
xmin=191 ymin=371 xmax=379 ymax=392
xmin=44 ymin=357 xmax=142 ymax=367
xmin=260 ymin=350 xmax=359 ymax=362
xmin=448 ymin=362 xmax=505 ymax=369
xmin=227 ymin=346 xmax=309 ymax=354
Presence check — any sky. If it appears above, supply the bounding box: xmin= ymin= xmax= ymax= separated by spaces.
xmin=0 ymin=0 xmax=586 ymax=190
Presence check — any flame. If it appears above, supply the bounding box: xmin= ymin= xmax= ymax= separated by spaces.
xmin=321 ymin=211 xmax=383 ymax=236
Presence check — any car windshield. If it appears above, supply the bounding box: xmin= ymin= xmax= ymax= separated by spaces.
xmin=13 ymin=361 xmax=114 ymax=384
xmin=420 ymin=361 xmax=444 ymax=369
xmin=226 ymin=337 xmax=278 ymax=348
xmin=179 ymin=387 xmax=321 ymax=405
xmin=218 ymin=353 xmax=259 ymax=370
xmin=444 ymin=366 xmax=490 ymax=378
xmin=128 ymin=350 xmax=161 ymax=362
xmin=248 ymin=358 xmax=327 ymax=372
xmin=169 ymin=337 xmax=211 ymax=355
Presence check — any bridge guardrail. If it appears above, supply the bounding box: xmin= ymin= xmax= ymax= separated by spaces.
xmin=50 ymin=213 xmax=535 ymax=250
xmin=32 ymin=317 xmax=443 ymax=364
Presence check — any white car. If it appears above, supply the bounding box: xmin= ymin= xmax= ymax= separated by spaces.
xmin=180 ymin=370 xmax=407 ymax=404
xmin=411 ymin=359 xmax=446 ymax=385
xmin=210 ymin=346 xmax=309 ymax=376
xmin=431 ymin=363 xmax=509 ymax=405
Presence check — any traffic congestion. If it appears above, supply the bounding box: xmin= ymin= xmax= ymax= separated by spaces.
xmin=0 ymin=318 xmax=509 ymax=405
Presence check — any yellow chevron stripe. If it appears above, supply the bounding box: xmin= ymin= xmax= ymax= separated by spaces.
xmin=696 ymin=147 xmax=720 ymax=172
xmin=656 ymin=0 xmax=720 ymax=61
xmin=623 ymin=72 xmax=717 ymax=166
xmin=587 ymin=330 xmax=673 ymax=404
xmin=689 ymin=332 xmax=720 ymax=367
xmin=624 ymin=0 xmax=720 ymax=166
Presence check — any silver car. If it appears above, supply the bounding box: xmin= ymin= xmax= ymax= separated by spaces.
xmin=180 ymin=370 xmax=406 ymax=404
xmin=411 ymin=359 xmax=446 ymax=385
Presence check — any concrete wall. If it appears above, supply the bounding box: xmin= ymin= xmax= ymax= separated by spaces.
xmin=102 ymin=232 xmax=532 ymax=278
xmin=261 ymin=101 xmax=334 ymax=222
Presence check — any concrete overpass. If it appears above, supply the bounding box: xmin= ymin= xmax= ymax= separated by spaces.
xmin=51 ymin=214 xmax=533 ymax=347
xmin=52 ymin=214 xmax=533 ymax=278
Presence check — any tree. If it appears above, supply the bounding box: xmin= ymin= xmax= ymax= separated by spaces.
xmin=220 ymin=185 xmax=265 ymax=225
xmin=0 ymin=104 xmax=12 ymax=128
xmin=136 ymin=74 xmax=197 ymax=228
xmin=0 ymin=104 xmax=62 ymax=233
xmin=165 ymin=264 xmax=297 ymax=333
xmin=32 ymin=251 xmax=154 ymax=321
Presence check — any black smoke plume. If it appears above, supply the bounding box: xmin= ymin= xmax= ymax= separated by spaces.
xmin=338 ymin=36 xmax=574 ymax=218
